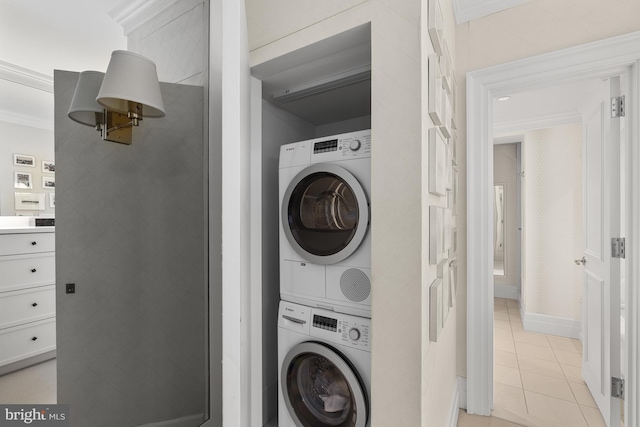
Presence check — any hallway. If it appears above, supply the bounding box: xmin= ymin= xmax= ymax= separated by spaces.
xmin=492 ymin=298 xmax=605 ymax=427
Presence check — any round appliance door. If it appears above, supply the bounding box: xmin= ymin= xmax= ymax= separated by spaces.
xmin=282 ymin=163 xmax=369 ymax=265
xmin=282 ymin=342 xmax=368 ymax=427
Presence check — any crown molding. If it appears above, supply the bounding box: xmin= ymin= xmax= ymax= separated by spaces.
xmin=453 ymin=0 xmax=531 ymax=24
xmin=0 ymin=110 xmax=53 ymax=131
xmin=109 ymin=0 xmax=180 ymax=36
xmin=0 ymin=61 xmax=53 ymax=93
xmin=493 ymin=110 xmax=582 ymax=135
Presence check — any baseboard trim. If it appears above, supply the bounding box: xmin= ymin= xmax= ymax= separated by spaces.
xmin=133 ymin=414 xmax=204 ymax=427
xmin=448 ymin=377 xmax=461 ymax=427
xmin=494 ymin=285 xmax=518 ymax=300
xmin=457 ymin=376 xmax=467 ymax=410
xmin=0 ymin=350 xmax=56 ymax=376
xmin=520 ymin=306 xmax=581 ymax=339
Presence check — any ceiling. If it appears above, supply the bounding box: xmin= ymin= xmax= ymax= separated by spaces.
xmin=0 ymin=0 xmax=127 ymax=130
xmin=453 ymin=0 xmax=531 ymax=24
xmin=0 ymin=1 xmax=608 ymax=134
xmin=493 ymin=78 xmax=607 ymax=135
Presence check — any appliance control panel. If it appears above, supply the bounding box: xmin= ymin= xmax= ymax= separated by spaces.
xmin=338 ymin=319 xmax=370 ymax=349
xmin=311 ymin=129 xmax=371 ymax=162
xmin=310 ymin=307 xmax=371 ymax=350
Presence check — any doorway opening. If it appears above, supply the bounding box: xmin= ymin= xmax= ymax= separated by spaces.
xmin=466 ymin=31 xmax=639 ymax=427
xmin=490 ymin=76 xmax=622 ymax=425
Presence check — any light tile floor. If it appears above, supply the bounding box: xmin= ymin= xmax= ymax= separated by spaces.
xmin=0 ymin=359 xmax=56 ymax=404
xmin=0 ymin=315 xmax=616 ymax=427
xmin=458 ymin=409 xmax=527 ymax=427
xmin=491 ymin=298 xmax=606 ymax=427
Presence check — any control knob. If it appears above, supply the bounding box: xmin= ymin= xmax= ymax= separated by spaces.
xmin=349 ymin=139 xmax=361 ymax=151
xmin=349 ymin=328 xmax=361 ymax=341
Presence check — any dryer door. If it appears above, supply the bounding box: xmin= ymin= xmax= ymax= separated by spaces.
xmin=282 ymin=163 xmax=369 ymax=265
xmin=282 ymin=342 xmax=368 ymax=427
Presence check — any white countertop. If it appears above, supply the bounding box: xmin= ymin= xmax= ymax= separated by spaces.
xmin=0 ymin=217 xmax=54 ymax=233
xmin=0 ymin=226 xmax=55 ymax=234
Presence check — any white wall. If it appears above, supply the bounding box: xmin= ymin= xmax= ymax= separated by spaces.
xmin=260 ymin=101 xmax=314 ymax=423
xmin=127 ymin=0 xmax=208 ymax=86
xmin=0 ymin=121 xmax=55 ymax=216
xmin=493 ymin=143 xmax=518 ymax=294
xmin=455 ymin=0 xmax=640 ymax=378
xmin=246 ymin=0 xmax=459 ymax=425
xmin=520 ymin=124 xmax=583 ymax=321
xmin=245 ymin=0 xmax=367 ymax=52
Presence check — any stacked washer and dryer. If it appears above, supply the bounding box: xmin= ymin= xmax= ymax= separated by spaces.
xmin=277 ymin=129 xmax=372 ymax=427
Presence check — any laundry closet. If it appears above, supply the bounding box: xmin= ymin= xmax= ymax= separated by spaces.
xmin=249 ymin=23 xmax=372 ymax=426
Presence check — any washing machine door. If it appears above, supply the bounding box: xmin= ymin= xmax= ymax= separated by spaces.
xmin=282 ymin=163 xmax=369 ymax=265
xmin=282 ymin=342 xmax=368 ymax=427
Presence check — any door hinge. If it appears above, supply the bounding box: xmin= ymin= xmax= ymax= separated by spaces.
xmin=611 ymin=95 xmax=625 ymax=118
xmin=612 ymin=377 xmax=625 ymax=400
xmin=612 ymin=237 xmax=626 ymax=259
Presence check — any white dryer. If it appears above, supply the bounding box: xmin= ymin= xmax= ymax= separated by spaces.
xmin=279 ymin=130 xmax=371 ymax=318
xmin=278 ymin=300 xmax=371 ymax=427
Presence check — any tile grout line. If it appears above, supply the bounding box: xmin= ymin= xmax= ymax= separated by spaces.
xmin=548 ymin=330 xmax=594 ymax=426
xmin=546 ymin=327 xmax=593 ymax=426
xmin=511 ymin=306 xmax=532 ymax=417
xmin=494 ymin=300 xmax=603 ymax=427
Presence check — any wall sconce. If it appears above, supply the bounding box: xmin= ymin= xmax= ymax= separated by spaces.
xmin=68 ymin=71 xmax=106 ymax=129
xmin=67 ymin=51 xmax=165 ymax=145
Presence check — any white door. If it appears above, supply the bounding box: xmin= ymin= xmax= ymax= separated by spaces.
xmin=582 ymin=77 xmax=622 ymax=427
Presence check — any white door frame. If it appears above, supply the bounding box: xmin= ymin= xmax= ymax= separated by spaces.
xmin=466 ymin=31 xmax=640 ymax=426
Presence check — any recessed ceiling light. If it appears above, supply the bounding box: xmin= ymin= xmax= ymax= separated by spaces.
xmin=497 ymin=96 xmax=511 ymax=102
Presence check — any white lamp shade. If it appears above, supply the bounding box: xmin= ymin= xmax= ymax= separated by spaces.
xmin=68 ymin=71 xmax=105 ymax=126
xmin=97 ymin=50 xmax=165 ymax=117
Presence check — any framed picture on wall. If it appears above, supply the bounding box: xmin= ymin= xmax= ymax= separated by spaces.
xmin=452 ymin=165 xmax=458 ymax=214
xmin=15 ymin=192 xmax=45 ymax=211
xmin=14 ymin=171 xmax=33 ymax=189
xmin=428 ymin=54 xmax=444 ymax=126
xmin=42 ymin=176 xmax=55 ymax=189
xmin=42 ymin=160 xmax=55 ymax=173
xmin=437 ymin=259 xmax=451 ymax=324
xmin=13 ymin=154 xmax=35 ymax=167
xmin=429 ymin=278 xmax=443 ymax=342
xmin=428 ymin=128 xmax=447 ymax=196
xmin=49 ymin=193 xmax=55 ymax=208
xmin=450 ymin=70 xmax=457 ymax=130
xmin=441 ymin=40 xmax=453 ymax=94
xmin=440 ymin=90 xmax=453 ymax=138
xmin=451 ymin=132 xmax=457 ymax=165
xmin=429 ymin=205 xmax=444 ymax=264
xmin=428 ymin=0 xmax=444 ymax=55
xmin=449 ymin=258 xmax=457 ymax=305
xmin=446 ymin=145 xmax=454 ymax=191
xmin=444 ymin=208 xmax=453 ymax=252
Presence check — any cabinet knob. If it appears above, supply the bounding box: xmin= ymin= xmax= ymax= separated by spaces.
xmin=31 ymin=337 xmax=38 ymax=341
xmin=31 ymin=268 xmax=37 ymax=273
xmin=32 ymin=302 xmax=38 ymax=307
xmin=31 ymin=241 xmax=37 ymax=245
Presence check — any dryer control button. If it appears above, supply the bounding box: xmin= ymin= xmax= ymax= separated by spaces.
xmin=349 ymin=328 xmax=361 ymax=341
xmin=349 ymin=139 xmax=361 ymax=151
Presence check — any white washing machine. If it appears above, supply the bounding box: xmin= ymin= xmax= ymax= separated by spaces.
xmin=279 ymin=130 xmax=371 ymax=318
xmin=278 ymin=300 xmax=371 ymax=427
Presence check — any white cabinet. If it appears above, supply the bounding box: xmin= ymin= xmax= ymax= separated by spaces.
xmin=0 ymin=229 xmax=56 ymax=371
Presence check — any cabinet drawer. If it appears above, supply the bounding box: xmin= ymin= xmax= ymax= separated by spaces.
xmin=0 ymin=286 xmax=55 ymax=330
xmin=0 ymin=232 xmax=55 ymax=256
xmin=0 ymin=319 xmax=56 ymax=367
xmin=0 ymin=253 xmax=55 ymax=292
